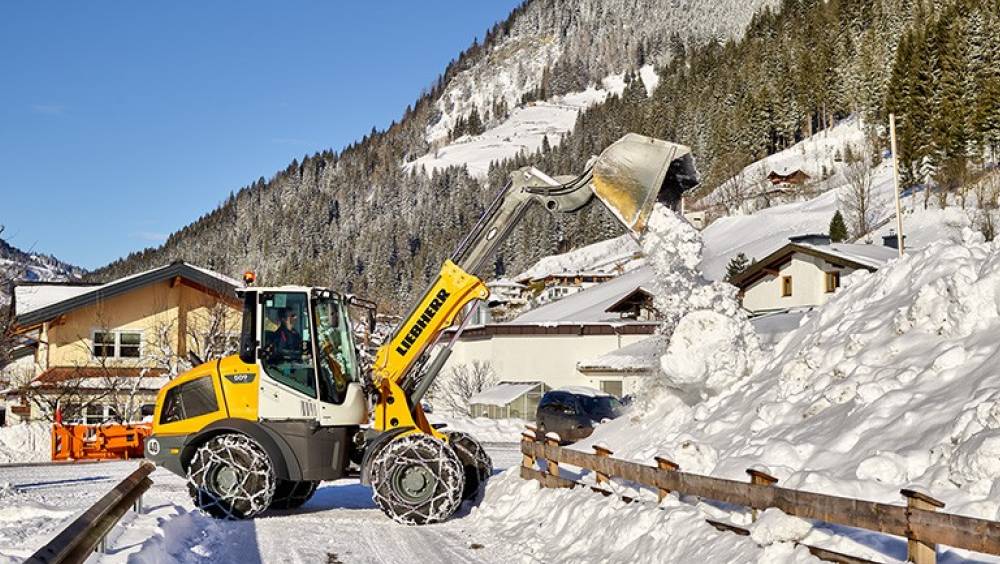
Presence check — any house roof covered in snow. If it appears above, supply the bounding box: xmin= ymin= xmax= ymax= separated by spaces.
xmin=512 ymin=266 xmax=654 ymax=324
xmin=468 ymin=382 xmax=543 ymax=406
xmin=13 ymin=261 xmax=242 ymax=329
xmin=577 ymin=335 xmax=663 ymax=373
xmin=731 ymin=242 xmax=898 ymax=289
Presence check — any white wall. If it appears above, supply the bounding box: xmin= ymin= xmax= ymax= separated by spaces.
xmin=443 ymin=332 xmax=650 ymax=390
xmin=742 ymin=252 xmax=857 ymax=313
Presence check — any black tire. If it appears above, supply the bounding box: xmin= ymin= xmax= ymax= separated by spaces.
xmin=445 ymin=431 xmax=493 ymax=500
xmin=370 ymin=434 xmax=464 ymax=525
xmin=270 ymin=479 xmax=319 ymax=510
xmin=186 ymin=433 xmax=276 ymax=520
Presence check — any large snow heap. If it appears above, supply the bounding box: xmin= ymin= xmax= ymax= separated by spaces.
xmin=585 ymin=226 xmax=1000 ymax=520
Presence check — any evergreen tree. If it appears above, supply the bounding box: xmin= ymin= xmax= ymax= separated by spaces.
xmin=724 ymin=252 xmax=751 ymax=282
xmin=829 ymin=210 xmax=849 ymax=242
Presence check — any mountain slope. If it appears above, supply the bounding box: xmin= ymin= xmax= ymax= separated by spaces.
xmin=0 ymin=238 xmax=84 ymax=305
xmin=91 ymin=0 xmax=991 ymax=313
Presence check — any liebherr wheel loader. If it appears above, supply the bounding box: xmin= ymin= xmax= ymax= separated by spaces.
xmin=144 ymin=133 xmax=698 ymax=524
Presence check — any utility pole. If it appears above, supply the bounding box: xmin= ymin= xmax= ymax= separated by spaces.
xmin=889 ymin=113 xmax=905 ymax=256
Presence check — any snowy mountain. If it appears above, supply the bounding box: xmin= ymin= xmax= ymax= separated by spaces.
xmin=92 ymin=0 xmax=996 ymax=316
xmin=0 ymin=238 xmax=84 ymax=305
xmin=424 ymin=0 xmax=774 ymax=147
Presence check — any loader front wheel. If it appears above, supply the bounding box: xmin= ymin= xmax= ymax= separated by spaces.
xmin=370 ymin=434 xmax=464 ymax=525
xmin=186 ymin=433 xmax=276 ymax=520
xmin=445 ymin=431 xmax=493 ymax=500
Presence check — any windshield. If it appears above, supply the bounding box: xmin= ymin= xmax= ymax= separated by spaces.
xmin=313 ymin=295 xmax=358 ymax=404
xmin=581 ymin=395 xmax=624 ymax=419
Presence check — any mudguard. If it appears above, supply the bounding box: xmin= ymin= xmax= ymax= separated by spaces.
xmin=184 ymin=418 xmax=298 ymax=480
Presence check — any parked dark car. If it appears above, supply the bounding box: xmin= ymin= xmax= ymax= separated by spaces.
xmin=535 ymin=387 xmax=625 ymax=444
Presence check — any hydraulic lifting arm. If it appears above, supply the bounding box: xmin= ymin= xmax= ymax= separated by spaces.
xmin=368 ymin=133 xmax=698 ymax=436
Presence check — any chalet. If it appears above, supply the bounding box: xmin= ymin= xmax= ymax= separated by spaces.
xmin=731 ymin=235 xmax=898 ymax=315
xmin=767 ymin=168 xmax=811 ymax=187
xmin=443 ymin=267 xmax=658 ymax=418
xmin=517 ymin=271 xmax=619 ymax=305
xmin=3 ymin=261 xmax=242 ymax=424
xmin=576 ymin=335 xmax=662 ymax=398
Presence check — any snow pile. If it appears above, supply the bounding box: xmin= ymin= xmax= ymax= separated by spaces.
xmin=0 ymin=423 xmax=50 ymax=464
xmin=583 ymin=231 xmax=1000 ymax=524
xmin=469 ymin=469 xmax=817 ymax=563
xmin=427 ymin=415 xmax=525 ymax=443
xmin=641 ymin=206 xmax=762 ymax=399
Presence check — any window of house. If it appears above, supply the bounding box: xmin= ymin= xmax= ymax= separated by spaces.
xmin=781 ymin=276 xmax=793 ymax=297
xmin=825 ymin=271 xmax=841 ymax=293
xmin=92 ymin=330 xmax=143 ymax=359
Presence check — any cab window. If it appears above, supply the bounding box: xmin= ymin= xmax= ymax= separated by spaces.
xmin=261 ymin=292 xmax=316 ymax=397
xmin=160 ymin=376 xmax=218 ymax=424
xmin=312 ymin=295 xmax=358 ymax=404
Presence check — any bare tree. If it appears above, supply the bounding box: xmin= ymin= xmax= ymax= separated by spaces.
xmin=0 ymin=225 xmax=19 ymax=368
xmin=975 ymin=172 xmax=1000 ymax=242
xmin=187 ymin=303 xmax=239 ymax=363
xmin=431 ymin=360 xmax=498 ymax=416
xmin=840 ymin=157 xmax=885 ymax=239
xmin=711 ymin=152 xmax=753 ymax=215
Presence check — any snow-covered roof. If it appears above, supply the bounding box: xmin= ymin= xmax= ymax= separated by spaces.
xmin=578 ymin=335 xmax=663 ymax=372
xmin=515 ymin=234 xmax=642 ymax=282
xmin=487 ymin=278 xmax=528 ymax=289
xmin=799 ymin=243 xmax=898 ymax=270
xmin=14 ymin=261 xmax=241 ymax=327
xmin=14 ymin=284 xmax=99 ymax=316
xmin=512 ymin=266 xmax=654 ymax=324
xmin=731 ymin=241 xmax=899 ymax=288
xmin=749 ymin=309 xmax=811 ymax=348
xmin=469 ymin=382 xmax=542 ymax=406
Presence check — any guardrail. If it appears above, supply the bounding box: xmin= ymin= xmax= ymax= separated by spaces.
xmin=25 ymin=461 xmax=155 ymax=564
xmin=520 ymin=429 xmax=1000 ymax=564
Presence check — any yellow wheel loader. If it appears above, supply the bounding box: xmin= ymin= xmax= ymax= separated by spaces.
xmin=144 ymin=134 xmax=698 ymax=524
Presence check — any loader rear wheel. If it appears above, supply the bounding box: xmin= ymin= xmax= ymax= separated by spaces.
xmin=445 ymin=431 xmax=493 ymax=500
xmin=270 ymin=479 xmax=319 ymax=510
xmin=186 ymin=433 xmax=276 ymax=520
xmin=370 ymin=434 xmax=464 ymax=525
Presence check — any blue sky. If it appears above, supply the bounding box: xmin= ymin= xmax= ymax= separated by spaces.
xmin=0 ymin=1 xmax=521 ymax=269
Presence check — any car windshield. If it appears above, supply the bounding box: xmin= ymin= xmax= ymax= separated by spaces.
xmin=312 ymin=294 xmax=358 ymax=404
xmin=580 ymin=395 xmax=624 ymax=418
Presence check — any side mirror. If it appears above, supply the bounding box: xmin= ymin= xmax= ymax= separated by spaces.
xmin=368 ymin=310 xmax=377 ymax=334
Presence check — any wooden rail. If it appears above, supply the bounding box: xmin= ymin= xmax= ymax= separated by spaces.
xmin=26 ymin=461 xmax=155 ymax=564
xmin=520 ymin=433 xmax=1000 ymax=564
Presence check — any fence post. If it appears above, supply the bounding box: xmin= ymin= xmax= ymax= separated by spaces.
xmin=901 ymin=489 xmax=944 ymax=564
xmin=521 ymin=430 xmax=536 ymax=471
xmin=544 ymin=433 xmax=561 ymax=481
xmin=746 ymin=468 xmax=778 ymax=521
xmin=593 ymin=444 xmax=613 ymax=485
xmin=654 ymin=456 xmax=679 ymax=502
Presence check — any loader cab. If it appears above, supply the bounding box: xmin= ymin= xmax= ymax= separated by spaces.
xmin=238 ymin=286 xmax=368 ymax=425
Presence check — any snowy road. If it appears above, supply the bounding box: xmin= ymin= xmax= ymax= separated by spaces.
xmin=0 ymin=443 xmax=523 ymax=564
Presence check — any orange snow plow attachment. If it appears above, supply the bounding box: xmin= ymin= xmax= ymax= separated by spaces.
xmin=51 ymin=423 xmax=152 ymax=461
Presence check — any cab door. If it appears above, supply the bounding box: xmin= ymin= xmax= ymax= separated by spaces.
xmin=257 ymin=291 xmax=323 ymax=420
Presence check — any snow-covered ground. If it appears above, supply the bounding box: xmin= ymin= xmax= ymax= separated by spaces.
xmin=0 ymin=440 xmax=523 ymax=564
xmin=0 ymin=423 xmax=50 ymax=464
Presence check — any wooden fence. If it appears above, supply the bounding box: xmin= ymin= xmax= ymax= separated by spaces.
xmin=519 ymin=429 xmax=1000 ymax=564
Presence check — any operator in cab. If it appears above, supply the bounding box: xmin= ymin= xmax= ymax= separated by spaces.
xmin=270 ymin=307 xmax=304 ymax=358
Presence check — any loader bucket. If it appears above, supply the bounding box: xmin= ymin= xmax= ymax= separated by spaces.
xmin=590 ymin=133 xmax=699 ymax=236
